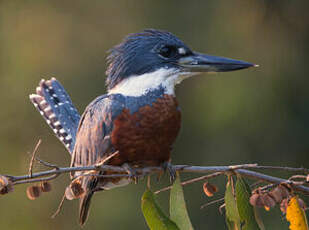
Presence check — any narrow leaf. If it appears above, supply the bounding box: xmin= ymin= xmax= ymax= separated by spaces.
xmin=226 ymin=217 xmax=238 ymax=230
xmin=142 ymin=189 xmax=180 ymax=230
xmin=235 ymin=176 xmax=260 ymax=230
xmin=225 ymin=178 xmax=241 ymax=230
xmin=170 ymin=172 xmax=194 ymax=230
xmin=286 ymin=196 xmax=309 ymax=230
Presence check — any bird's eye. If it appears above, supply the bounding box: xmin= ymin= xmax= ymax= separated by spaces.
xmin=158 ymin=45 xmax=177 ymax=58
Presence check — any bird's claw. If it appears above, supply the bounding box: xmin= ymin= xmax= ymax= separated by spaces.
xmin=161 ymin=162 xmax=176 ymax=184
xmin=122 ymin=163 xmax=138 ymax=184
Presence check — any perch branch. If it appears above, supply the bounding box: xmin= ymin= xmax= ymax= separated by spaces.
xmin=1 ymin=162 xmax=309 ymax=195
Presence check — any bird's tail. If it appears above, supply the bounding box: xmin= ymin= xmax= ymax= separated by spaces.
xmin=78 ymin=174 xmax=100 ymax=226
xmin=29 ymin=78 xmax=81 ymax=153
xmin=79 ymin=191 xmax=94 ymax=226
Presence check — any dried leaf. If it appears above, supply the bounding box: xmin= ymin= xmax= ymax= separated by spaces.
xmin=280 ymin=184 xmax=290 ymax=199
xmin=26 ymin=185 xmax=42 ymax=200
xmin=0 ymin=175 xmax=13 ymax=195
xmin=298 ymin=198 xmax=307 ymax=210
xmin=269 ymin=186 xmax=284 ymax=203
xmin=203 ymin=181 xmax=218 ymax=197
xmin=250 ymin=193 xmax=264 ymax=207
xmin=40 ymin=181 xmax=52 ymax=192
xmin=281 ymin=198 xmax=289 ymax=214
xmin=261 ymin=194 xmax=276 ymax=210
xmin=286 ymin=196 xmax=309 ymax=230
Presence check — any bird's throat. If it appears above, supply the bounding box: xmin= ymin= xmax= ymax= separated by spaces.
xmin=108 ymin=68 xmax=190 ymax=97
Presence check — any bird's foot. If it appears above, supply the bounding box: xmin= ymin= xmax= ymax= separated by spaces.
xmin=161 ymin=162 xmax=176 ymax=184
xmin=122 ymin=163 xmax=139 ymax=184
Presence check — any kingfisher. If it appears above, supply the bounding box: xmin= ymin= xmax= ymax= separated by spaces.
xmin=29 ymin=29 xmax=255 ymax=225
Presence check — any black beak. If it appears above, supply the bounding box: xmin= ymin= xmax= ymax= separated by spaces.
xmin=178 ymin=52 xmax=257 ymax=72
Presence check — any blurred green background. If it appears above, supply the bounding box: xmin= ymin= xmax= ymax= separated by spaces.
xmin=0 ymin=0 xmax=308 ymax=229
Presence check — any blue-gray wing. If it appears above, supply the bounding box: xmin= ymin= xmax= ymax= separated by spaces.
xmin=70 ymin=94 xmax=125 ymax=177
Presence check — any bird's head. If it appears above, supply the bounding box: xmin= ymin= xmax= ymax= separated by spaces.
xmin=107 ymin=29 xmax=256 ymax=96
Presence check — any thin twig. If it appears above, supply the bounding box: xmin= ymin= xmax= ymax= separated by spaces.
xmin=219 ymin=203 xmax=226 ymax=215
xmin=250 ymin=180 xmax=264 ymax=188
xmin=154 ymin=172 xmax=224 ymax=194
xmin=289 ymin=175 xmax=307 ymax=181
xmin=13 ymin=174 xmax=59 ymax=185
xmin=147 ymin=175 xmax=151 ymax=189
xmin=51 ymin=193 xmax=66 ymax=219
xmin=253 ymin=165 xmax=309 ymax=174
xmin=200 ymin=197 xmax=225 ymax=209
xmin=229 ymin=163 xmax=258 ymax=170
xmin=258 ymin=183 xmax=277 ymax=192
xmin=35 ymin=157 xmax=59 ymax=169
xmin=95 ymin=151 xmax=119 ymax=168
xmin=28 ymin=139 xmax=42 ymax=177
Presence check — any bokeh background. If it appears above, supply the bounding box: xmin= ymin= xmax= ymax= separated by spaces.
xmin=0 ymin=0 xmax=308 ymax=229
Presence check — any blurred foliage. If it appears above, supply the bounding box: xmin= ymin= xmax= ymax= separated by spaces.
xmin=0 ymin=0 xmax=308 ymax=229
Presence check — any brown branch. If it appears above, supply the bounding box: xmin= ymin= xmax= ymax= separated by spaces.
xmin=252 ymin=165 xmax=309 ymax=174
xmin=154 ymin=172 xmax=224 ymax=194
xmin=51 ymin=193 xmax=66 ymax=219
xmin=235 ymin=169 xmax=309 ymax=194
xmin=13 ymin=173 xmax=59 ymax=185
xmin=1 ymin=162 xmax=308 ymax=195
xmin=35 ymin=157 xmax=59 ymax=169
xmin=200 ymin=197 xmax=225 ymax=209
xmin=9 ymin=164 xmax=257 ymax=183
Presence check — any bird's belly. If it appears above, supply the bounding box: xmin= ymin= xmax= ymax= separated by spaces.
xmin=110 ymin=94 xmax=181 ymax=167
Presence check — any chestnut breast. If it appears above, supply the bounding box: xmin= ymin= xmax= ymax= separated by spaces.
xmin=111 ymin=94 xmax=181 ymax=166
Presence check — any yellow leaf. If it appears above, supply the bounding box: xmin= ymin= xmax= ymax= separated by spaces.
xmin=286 ymin=196 xmax=309 ymax=230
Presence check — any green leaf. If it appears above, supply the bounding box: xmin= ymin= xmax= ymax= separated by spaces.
xmin=224 ymin=178 xmax=241 ymax=230
xmin=226 ymin=217 xmax=239 ymax=230
xmin=235 ymin=176 xmax=260 ymax=230
xmin=142 ymin=189 xmax=180 ymax=230
xmin=169 ymin=172 xmax=194 ymax=230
